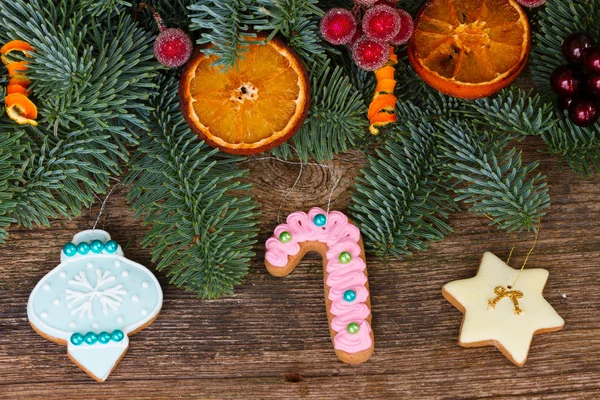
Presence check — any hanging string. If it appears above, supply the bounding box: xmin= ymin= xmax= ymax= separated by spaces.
xmin=92 ymin=180 xmax=121 ymax=230
xmin=508 ymin=224 xmax=541 ymax=289
xmin=326 ymin=174 xmax=343 ymax=215
xmin=505 ymin=243 xmax=516 ymax=265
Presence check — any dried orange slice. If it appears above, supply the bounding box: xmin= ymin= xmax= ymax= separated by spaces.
xmin=179 ymin=37 xmax=310 ymax=155
xmin=5 ymin=93 xmax=38 ymax=126
xmin=408 ymin=0 xmax=530 ymax=99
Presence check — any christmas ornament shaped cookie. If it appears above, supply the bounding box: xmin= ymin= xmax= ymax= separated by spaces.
xmin=442 ymin=252 xmax=564 ymax=366
xmin=27 ymin=230 xmax=163 ymax=382
xmin=265 ymin=207 xmax=374 ymax=364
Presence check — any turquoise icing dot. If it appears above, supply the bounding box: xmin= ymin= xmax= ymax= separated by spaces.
xmin=84 ymin=332 xmax=98 ymax=345
xmin=343 ymin=289 xmax=356 ymax=302
xmin=105 ymin=240 xmax=118 ymax=254
xmin=313 ymin=214 xmax=327 ymax=227
xmin=77 ymin=242 xmax=90 ymax=255
xmin=339 ymin=251 xmax=352 ymax=264
xmin=111 ymin=330 xmax=124 ymax=342
xmin=98 ymin=331 xmax=111 ymax=344
xmin=90 ymin=239 xmax=104 ymax=254
xmin=346 ymin=322 xmax=360 ymax=334
xmin=63 ymin=242 xmax=77 ymax=257
xmin=70 ymin=332 xmax=84 ymax=346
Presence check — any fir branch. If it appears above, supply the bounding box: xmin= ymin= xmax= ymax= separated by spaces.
xmin=541 ymin=115 xmax=600 ymax=177
xmin=271 ymin=60 xmax=368 ymax=161
xmin=0 ymin=0 xmax=158 ymax=238
xmin=467 ymin=88 xmax=557 ymax=138
xmin=250 ymin=0 xmax=325 ymax=61
xmin=188 ymin=0 xmax=259 ymax=69
xmin=0 ymin=125 xmax=25 ymax=243
xmin=350 ymin=122 xmax=456 ymax=257
xmin=438 ymin=120 xmax=550 ymax=232
xmin=126 ymin=76 xmax=259 ymax=299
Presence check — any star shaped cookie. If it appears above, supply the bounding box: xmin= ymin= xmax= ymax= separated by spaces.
xmin=442 ymin=252 xmax=565 ymax=366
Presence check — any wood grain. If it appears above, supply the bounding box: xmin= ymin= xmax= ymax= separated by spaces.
xmin=1 ymin=137 xmax=600 ymax=399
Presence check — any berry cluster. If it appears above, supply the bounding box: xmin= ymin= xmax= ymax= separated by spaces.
xmin=551 ymin=33 xmax=600 ymax=127
xmin=320 ymin=1 xmax=414 ymax=71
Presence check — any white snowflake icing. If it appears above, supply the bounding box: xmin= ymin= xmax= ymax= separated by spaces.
xmin=65 ymin=269 xmax=127 ymax=319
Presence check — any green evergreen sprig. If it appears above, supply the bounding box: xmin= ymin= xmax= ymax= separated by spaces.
xmin=125 ymin=76 xmax=259 ymax=299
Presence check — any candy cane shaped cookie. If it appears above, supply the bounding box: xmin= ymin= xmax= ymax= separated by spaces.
xmin=265 ymin=207 xmax=374 ymax=364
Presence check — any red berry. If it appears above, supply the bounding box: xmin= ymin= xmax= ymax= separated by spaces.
xmin=569 ymin=97 xmax=600 ymax=127
xmin=352 ymin=36 xmax=389 ymax=71
xmin=550 ymin=64 xmax=584 ymax=98
xmin=350 ymin=24 xmax=364 ymax=47
xmin=154 ymin=28 xmax=193 ymax=68
xmin=362 ymin=4 xmax=402 ymax=43
xmin=583 ymin=46 xmax=600 ymax=74
xmin=140 ymin=3 xmax=192 ymax=68
xmin=562 ymin=33 xmax=593 ymax=63
xmin=588 ymin=74 xmax=600 ymax=99
xmin=516 ymin=0 xmax=546 ymax=7
xmin=390 ymin=9 xmax=414 ymax=45
xmin=355 ymin=0 xmax=380 ymax=7
xmin=320 ymin=8 xmax=357 ymax=45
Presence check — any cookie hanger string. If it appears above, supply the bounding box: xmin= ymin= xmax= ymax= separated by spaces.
xmin=92 ymin=178 xmax=121 ymax=231
xmin=508 ymin=223 xmax=541 ymax=289
xmin=240 ymin=146 xmax=337 ymax=223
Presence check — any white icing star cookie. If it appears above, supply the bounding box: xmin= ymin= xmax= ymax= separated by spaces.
xmin=442 ymin=252 xmax=565 ymax=366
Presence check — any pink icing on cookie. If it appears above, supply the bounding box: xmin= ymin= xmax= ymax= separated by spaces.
xmin=265 ymin=207 xmax=373 ymax=354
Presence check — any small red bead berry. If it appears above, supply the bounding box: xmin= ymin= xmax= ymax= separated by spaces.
xmin=362 ymin=4 xmax=402 ymax=43
xmin=352 ymin=36 xmax=389 ymax=71
xmin=154 ymin=28 xmax=193 ymax=68
xmin=390 ymin=9 xmax=414 ymax=45
xmin=583 ymin=46 xmax=600 ymax=74
xmin=562 ymin=33 xmax=593 ymax=63
xmin=320 ymin=8 xmax=358 ymax=45
xmin=568 ymin=97 xmax=600 ymax=127
xmin=516 ymin=0 xmax=546 ymax=7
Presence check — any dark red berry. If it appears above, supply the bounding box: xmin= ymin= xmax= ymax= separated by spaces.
xmin=583 ymin=46 xmax=600 ymax=74
xmin=551 ymin=64 xmax=584 ymax=98
xmin=568 ymin=97 xmax=600 ymax=127
xmin=588 ymin=74 xmax=600 ymax=99
xmin=562 ymin=33 xmax=593 ymax=63
xmin=557 ymin=97 xmax=574 ymax=111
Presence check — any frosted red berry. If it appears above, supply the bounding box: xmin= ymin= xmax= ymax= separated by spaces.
xmin=390 ymin=9 xmax=414 ymax=45
xmin=362 ymin=5 xmax=401 ymax=43
xmin=154 ymin=28 xmax=193 ymax=68
xmin=320 ymin=8 xmax=358 ymax=45
xmin=352 ymin=36 xmax=389 ymax=71
xmin=516 ymin=0 xmax=546 ymax=7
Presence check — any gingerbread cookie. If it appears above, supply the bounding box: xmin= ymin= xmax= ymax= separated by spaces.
xmin=442 ymin=252 xmax=565 ymax=366
xmin=265 ymin=207 xmax=374 ymax=364
xmin=27 ymin=229 xmax=163 ymax=382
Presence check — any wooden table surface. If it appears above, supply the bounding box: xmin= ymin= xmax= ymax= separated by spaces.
xmin=1 ymin=137 xmax=599 ymax=399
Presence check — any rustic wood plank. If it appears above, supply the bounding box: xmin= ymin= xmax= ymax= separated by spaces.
xmin=1 ymin=137 xmax=600 ymax=398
